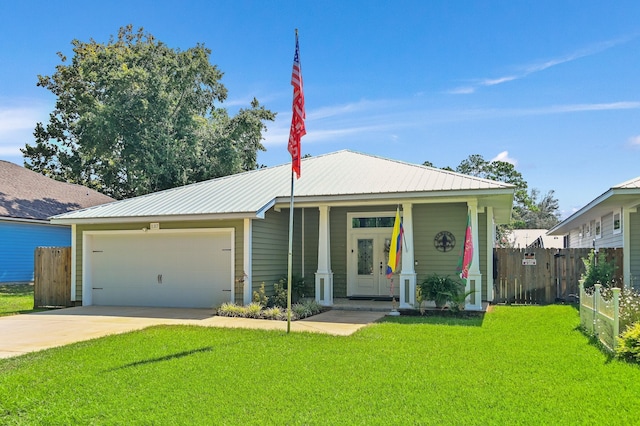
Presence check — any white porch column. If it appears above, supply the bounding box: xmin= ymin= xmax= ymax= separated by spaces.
xmin=70 ymin=224 xmax=77 ymax=303
xmin=465 ymin=200 xmax=483 ymax=311
xmin=243 ymin=218 xmax=253 ymax=304
xmin=486 ymin=206 xmax=495 ymax=303
xmin=315 ymin=205 xmax=333 ymax=306
xmin=399 ymin=202 xmax=417 ymax=308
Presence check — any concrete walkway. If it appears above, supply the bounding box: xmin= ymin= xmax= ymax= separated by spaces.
xmin=0 ymin=306 xmax=387 ymax=359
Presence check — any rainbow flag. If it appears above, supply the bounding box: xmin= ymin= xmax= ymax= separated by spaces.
xmin=386 ymin=208 xmax=403 ymax=278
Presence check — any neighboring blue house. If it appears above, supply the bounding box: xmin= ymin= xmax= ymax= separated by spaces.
xmin=0 ymin=160 xmax=114 ymax=282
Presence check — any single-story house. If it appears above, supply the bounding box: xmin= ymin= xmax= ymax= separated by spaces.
xmin=52 ymin=150 xmax=515 ymax=310
xmin=0 ymin=160 xmax=114 ymax=282
xmin=506 ymin=229 xmax=564 ymax=249
xmin=547 ymin=176 xmax=640 ymax=290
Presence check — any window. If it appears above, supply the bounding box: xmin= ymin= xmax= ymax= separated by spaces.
xmin=613 ymin=210 xmax=622 ymax=234
xmin=585 ymin=222 xmax=592 ymax=237
xmin=595 ymin=219 xmax=601 ymax=239
xmin=351 ymin=217 xmax=395 ymax=228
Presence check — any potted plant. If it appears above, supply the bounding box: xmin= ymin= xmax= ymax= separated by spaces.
xmin=419 ymin=273 xmax=465 ymax=308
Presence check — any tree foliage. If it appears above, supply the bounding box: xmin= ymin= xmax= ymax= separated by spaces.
xmin=426 ymin=154 xmax=561 ymax=231
xmin=519 ymin=188 xmax=561 ymax=229
xmin=22 ymin=26 xmax=275 ymax=199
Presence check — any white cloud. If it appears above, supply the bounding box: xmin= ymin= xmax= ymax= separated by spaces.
xmin=0 ymin=103 xmax=51 ymax=163
xmin=0 ymin=107 xmax=41 ymax=135
xmin=448 ymin=35 xmax=636 ymax=94
xmin=628 ymin=135 xmax=640 ymax=148
xmin=491 ymin=150 xmax=517 ymax=166
xmin=446 ymin=86 xmax=475 ymax=95
xmin=480 ymin=76 xmax=518 ymax=86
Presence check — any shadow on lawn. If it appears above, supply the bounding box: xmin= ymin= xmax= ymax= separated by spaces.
xmin=107 ymin=346 xmax=214 ymax=371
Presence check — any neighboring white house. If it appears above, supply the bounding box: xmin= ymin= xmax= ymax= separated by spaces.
xmin=52 ymin=151 xmax=515 ymax=311
xmin=506 ymin=229 xmax=564 ymax=249
xmin=547 ymin=176 xmax=640 ymax=290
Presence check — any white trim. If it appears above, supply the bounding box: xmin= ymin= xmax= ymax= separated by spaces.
xmin=52 ymin=212 xmax=258 ymax=225
xmin=399 ymin=202 xmax=416 ymax=308
xmin=243 ymin=219 xmax=252 ymax=304
xmin=486 ymin=206 xmax=494 ymax=302
xmin=81 ymin=228 xmax=235 ymax=307
xmin=613 ymin=209 xmax=622 ymax=235
xmin=466 ymin=200 xmax=483 ymax=311
xmin=595 ymin=218 xmax=602 ymax=239
xmin=70 ymin=225 xmax=77 ymax=302
xmin=346 ymin=211 xmax=398 ymax=298
xmin=315 ymin=205 xmax=333 ymax=306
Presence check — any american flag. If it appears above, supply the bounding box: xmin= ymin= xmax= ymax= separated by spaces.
xmin=288 ymin=31 xmax=305 ymax=179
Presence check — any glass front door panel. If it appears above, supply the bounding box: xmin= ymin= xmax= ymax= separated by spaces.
xmin=357 ymin=239 xmax=373 ymax=275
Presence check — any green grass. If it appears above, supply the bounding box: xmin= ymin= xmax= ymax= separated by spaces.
xmin=1 ymin=305 xmax=639 ymax=424
xmin=0 ymin=284 xmax=36 ymax=316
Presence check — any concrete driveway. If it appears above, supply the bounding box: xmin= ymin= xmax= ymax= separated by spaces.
xmin=0 ymin=306 xmax=386 ymax=359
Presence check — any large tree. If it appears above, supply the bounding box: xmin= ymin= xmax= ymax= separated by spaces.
xmin=454 ymin=154 xmax=534 ymax=223
xmin=519 ymin=189 xmax=561 ymax=229
xmin=22 ymin=26 xmax=275 ymax=199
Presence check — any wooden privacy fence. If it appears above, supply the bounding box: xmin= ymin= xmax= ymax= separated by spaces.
xmin=494 ymin=248 xmax=624 ymax=305
xmin=34 ymin=247 xmax=72 ymax=308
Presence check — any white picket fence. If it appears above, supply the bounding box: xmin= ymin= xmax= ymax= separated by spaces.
xmin=579 ymin=283 xmax=620 ymax=352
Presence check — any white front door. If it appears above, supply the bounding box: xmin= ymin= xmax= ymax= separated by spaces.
xmin=350 ymin=233 xmax=399 ymax=297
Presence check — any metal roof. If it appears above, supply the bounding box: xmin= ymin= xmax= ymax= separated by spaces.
xmin=52 ymin=150 xmax=515 ymax=224
xmin=548 ymin=175 xmax=640 ymax=235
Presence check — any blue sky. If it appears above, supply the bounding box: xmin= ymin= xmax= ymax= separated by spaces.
xmin=1 ymin=1 xmax=639 ymax=218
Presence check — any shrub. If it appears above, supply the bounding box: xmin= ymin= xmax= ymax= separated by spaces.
xmin=290 ymin=299 xmax=323 ymax=319
xmin=244 ymin=302 xmax=263 ymax=319
xmin=216 ymin=302 xmax=245 ymax=317
xmin=252 ymin=283 xmax=268 ymax=306
xmin=262 ymin=306 xmax=286 ymax=320
xmin=271 ymin=279 xmax=288 ymax=308
xmin=419 ymin=274 xmax=464 ymax=308
xmin=620 ymin=288 xmax=640 ymax=331
xmin=616 ymin=322 xmax=640 ymax=363
xmin=581 ymin=250 xmax=617 ymax=290
xmin=598 ymin=287 xmax=640 ymax=332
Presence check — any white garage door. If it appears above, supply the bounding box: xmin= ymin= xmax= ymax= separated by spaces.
xmin=87 ymin=230 xmax=233 ymax=308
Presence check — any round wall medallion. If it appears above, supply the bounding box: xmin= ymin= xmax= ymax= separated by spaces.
xmin=434 ymin=231 xmax=456 ymax=252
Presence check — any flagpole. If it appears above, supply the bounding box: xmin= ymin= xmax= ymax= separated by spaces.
xmin=287 ymin=169 xmax=295 ymax=333
xmin=287 ymin=27 xmax=304 ymax=333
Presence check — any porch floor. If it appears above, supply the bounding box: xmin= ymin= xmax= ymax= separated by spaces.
xmin=331 ymin=298 xmax=490 ymax=313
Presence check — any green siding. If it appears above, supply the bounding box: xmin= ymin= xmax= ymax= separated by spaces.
xmin=302 ymin=208 xmax=319 ymax=297
xmin=252 ymin=209 xmax=290 ymax=296
xmin=74 ymin=220 xmax=244 ymax=304
xmin=413 ymin=203 xmax=468 ymax=281
xmin=631 ymin=210 xmax=640 ymax=290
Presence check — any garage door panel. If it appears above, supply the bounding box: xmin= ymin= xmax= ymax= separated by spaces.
xmin=89 ymin=232 xmax=232 ymax=308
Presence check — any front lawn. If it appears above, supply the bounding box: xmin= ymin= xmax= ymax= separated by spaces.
xmin=0 ymin=284 xmax=35 ymax=316
xmin=1 ymin=305 xmax=639 ymax=424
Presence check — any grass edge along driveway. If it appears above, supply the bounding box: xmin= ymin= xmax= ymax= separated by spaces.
xmin=1 ymin=305 xmax=639 ymax=425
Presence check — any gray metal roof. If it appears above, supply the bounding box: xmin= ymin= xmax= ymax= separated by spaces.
xmin=52 ymin=150 xmax=515 ymax=224
xmin=548 ymin=175 xmax=640 ymax=235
